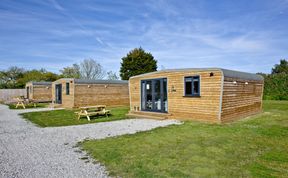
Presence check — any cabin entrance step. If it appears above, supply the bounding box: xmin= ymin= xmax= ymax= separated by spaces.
xmin=127 ymin=111 xmax=171 ymax=120
xmin=49 ymin=103 xmax=62 ymax=108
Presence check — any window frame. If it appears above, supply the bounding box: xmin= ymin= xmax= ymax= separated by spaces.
xmin=66 ymin=82 xmax=70 ymax=95
xmin=140 ymin=78 xmax=168 ymax=113
xmin=184 ymin=76 xmax=200 ymax=97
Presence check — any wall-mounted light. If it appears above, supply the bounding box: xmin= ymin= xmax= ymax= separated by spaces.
xmin=105 ymin=85 xmax=108 ymax=88
xmin=233 ymin=81 xmax=237 ymax=84
xmin=88 ymin=85 xmax=91 ymax=88
xmin=245 ymin=82 xmax=248 ymax=85
xmin=134 ymin=106 xmax=137 ymax=111
xmin=46 ymin=86 xmax=49 ymax=89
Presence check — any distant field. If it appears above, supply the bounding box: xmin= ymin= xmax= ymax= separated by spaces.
xmin=81 ymin=100 xmax=288 ymax=177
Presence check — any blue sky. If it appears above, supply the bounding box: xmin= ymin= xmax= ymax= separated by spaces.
xmin=0 ymin=0 xmax=287 ymax=74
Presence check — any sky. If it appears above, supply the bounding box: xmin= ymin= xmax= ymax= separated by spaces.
xmin=0 ymin=0 xmax=287 ymax=74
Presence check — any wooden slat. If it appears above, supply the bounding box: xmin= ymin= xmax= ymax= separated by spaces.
xmin=26 ymin=83 xmax=52 ymax=101
xmin=221 ymin=78 xmax=263 ymax=122
xmin=52 ymin=79 xmax=129 ymax=108
xmin=129 ymin=70 xmax=222 ymax=122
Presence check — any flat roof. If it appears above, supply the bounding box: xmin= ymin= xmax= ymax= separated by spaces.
xmin=130 ymin=68 xmax=264 ymax=81
xmin=74 ymin=79 xmax=128 ymax=84
xmin=221 ymin=68 xmax=263 ymax=81
xmin=28 ymin=81 xmax=52 ymax=85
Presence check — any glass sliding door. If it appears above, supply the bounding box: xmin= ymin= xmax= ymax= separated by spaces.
xmin=163 ymin=79 xmax=167 ymax=112
xmin=145 ymin=81 xmax=153 ymax=110
xmin=26 ymin=87 xmax=29 ymax=99
xmin=141 ymin=82 xmax=146 ymax=110
xmin=154 ymin=80 xmax=161 ymax=111
xmin=141 ymin=78 xmax=167 ymax=113
xmin=55 ymin=84 xmax=62 ymax=104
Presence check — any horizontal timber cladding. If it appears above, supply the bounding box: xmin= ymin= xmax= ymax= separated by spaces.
xmin=129 ymin=70 xmax=223 ymax=123
xmin=220 ymin=77 xmax=264 ymax=123
xmin=52 ymin=79 xmax=75 ymax=108
xmin=25 ymin=82 xmax=52 ymax=101
xmin=74 ymin=83 xmax=129 ymax=107
xmin=32 ymin=85 xmax=52 ymax=101
xmin=52 ymin=78 xmax=129 ymax=108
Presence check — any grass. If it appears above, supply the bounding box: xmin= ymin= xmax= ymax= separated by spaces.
xmin=21 ymin=106 xmax=129 ymax=127
xmin=8 ymin=103 xmax=48 ymax=109
xmin=81 ymin=100 xmax=288 ymax=178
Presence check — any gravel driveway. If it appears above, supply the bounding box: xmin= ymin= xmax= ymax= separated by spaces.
xmin=0 ymin=104 xmax=181 ymax=178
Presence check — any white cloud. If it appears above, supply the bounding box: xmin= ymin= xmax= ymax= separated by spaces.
xmin=0 ymin=0 xmax=287 ymax=74
xmin=49 ymin=0 xmax=65 ymax=11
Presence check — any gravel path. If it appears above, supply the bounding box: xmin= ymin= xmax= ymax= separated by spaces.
xmin=0 ymin=105 xmax=181 ymax=178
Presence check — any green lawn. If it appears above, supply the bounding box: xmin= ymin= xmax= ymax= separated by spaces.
xmin=21 ymin=106 xmax=129 ymax=127
xmin=81 ymin=100 xmax=288 ymax=178
xmin=8 ymin=103 xmax=48 ymax=109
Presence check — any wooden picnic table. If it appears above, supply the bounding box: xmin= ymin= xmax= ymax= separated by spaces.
xmin=15 ymin=96 xmax=47 ymax=109
xmin=76 ymin=105 xmax=111 ymax=121
xmin=15 ymin=96 xmax=27 ymax=109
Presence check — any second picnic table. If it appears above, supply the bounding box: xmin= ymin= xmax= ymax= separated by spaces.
xmin=15 ymin=96 xmax=47 ymax=109
xmin=76 ymin=105 xmax=111 ymax=121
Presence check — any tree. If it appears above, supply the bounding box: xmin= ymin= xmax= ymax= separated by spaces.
xmin=17 ymin=69 xmax=59 ymax=87
xmin=80 ymin=59 xmax=105 ymax=79
xmin=0 ymin=71 xmax=7 ymax=88
xmin=18 ymin=70 xmax=44 ymax=85
xmin=272 ymin=59 xmax=288 ymax=74
xmin=107 ymin=71 xmax=119 ymax=80
xmin=0 ymin=67 xmax=59 ymax=89
xmin=120 ymin=47 xmax=157 ymax=80
xmin=260 ymin=59 xmax=288 ymax=100
xmin=43 ymin=72 xmax=59 ymax=81
xmin=5 ymin=66 xmax=25 ymax=82
xmin=60 ymin=64 xmax=80 ymax=78
xmin=0 ymin=66 xmax=25 ymax=88
xmin=262 ymin=73 xmax=288 ymax=100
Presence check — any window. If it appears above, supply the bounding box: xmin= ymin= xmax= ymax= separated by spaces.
xmin=185 ymin=77 xmax=192 ymax=95
xmin=66 ymin=83 xmax=70 ymax=95
xmin=184 ymin=76 xmax=200 ymax=96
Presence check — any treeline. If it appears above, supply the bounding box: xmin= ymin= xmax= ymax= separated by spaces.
xmin=0 ymin=67 xmax=58 ymax=89
xmin=0 ymin=48 xmax=157 ymax=89
xmin=0 ymin=59 xmax=119 ymax=89
xmin=258 ymin=59 xmax=288 ymax=100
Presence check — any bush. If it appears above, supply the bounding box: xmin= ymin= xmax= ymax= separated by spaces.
xmin=263 ymin=73 xmax=288 ymax=100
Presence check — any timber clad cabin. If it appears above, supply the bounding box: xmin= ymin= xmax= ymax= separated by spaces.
xmin=25 ymin=82 xmax=52 ymax=102
xmin=128 ymin=68 xmax=264 ymax=123
xmin=52 ymin=78 xmax=129 ymax=108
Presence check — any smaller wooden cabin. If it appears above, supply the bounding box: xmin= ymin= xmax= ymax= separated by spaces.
xmin=128 ymin=68 xmax=264 ymax=123
xmin=25 ymin=82 xmax=52 ymax=101
xmin=52 ymin=78 xmax=129 ymax=108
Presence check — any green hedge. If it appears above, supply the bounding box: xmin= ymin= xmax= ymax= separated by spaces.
xmin=263 ymin=73 xmax=288 ymax=100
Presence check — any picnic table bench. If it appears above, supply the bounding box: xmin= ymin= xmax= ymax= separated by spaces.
xmin=15 ymin=96 xmax=48 ymax=109
xmin=29 ymin=99 xmax=50 ymax=107
xmin=75 ymin=105 xmax=111 ymax=121
xmin=15 ymin=96 xmax=27 ymax=109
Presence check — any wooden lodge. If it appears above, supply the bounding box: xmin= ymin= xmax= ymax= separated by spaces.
xmin=25 ymin=82 xmax=52 ymax=102
xmin=52 ymin=78 xmax=129 ymax=108
xmin=128 ymin=68 xmax=264 ymax=123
